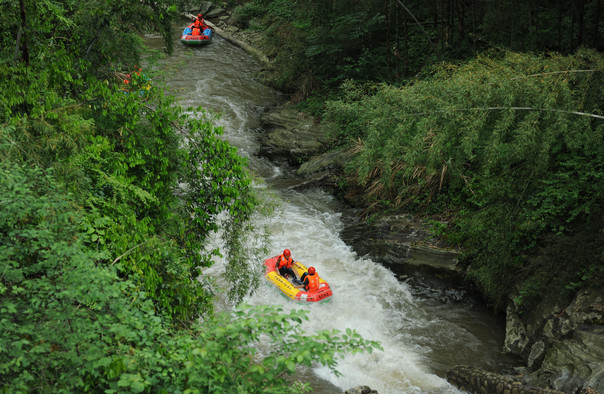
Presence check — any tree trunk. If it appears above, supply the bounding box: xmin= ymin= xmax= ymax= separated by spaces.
xmin=529 ymin=8 xmax=533 ymax=51
xmin=575 ymin=0 xmax=585 ymax=47
xmin=386 ymin=0 xmax=391 ymax=78
xmin=557 ymin=0 xmax=562 ymax=50
xmin=590 ymin=0 xmax=601 ymax=48
xmin=18 ymin=0 xmax=29 ymax=66
xmin=456 ymin=0 xmax=467 ymax=42
xmin=440 ymin=0 xmax=445 ymax=51
xmin=510 ymin=0 xmax=515 ymax=49
xmin=471 ymin=0 xmax=476 ymax=51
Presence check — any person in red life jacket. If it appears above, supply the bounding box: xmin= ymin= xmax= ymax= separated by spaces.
xmin=297 ymin=267 xmax=320 ymax=292
xmin=122 ymin=66 xmax=143 ymax=88
xmin=192 ymin=19 xmax=202 ymax=36
xmin=276 ymin=249 xmax=301 ymax=279
xmin=196 ymin=13 xmax=205 ymax=27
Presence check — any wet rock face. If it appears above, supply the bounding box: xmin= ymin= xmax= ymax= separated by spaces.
xmin=504 ymin=287 xmax=604 ymax=393
xmin=184 ymin=1 xmax=220 ymax=17
xmin=529 ymin=327 xmax=604 ymax=393
xmin=339 ymin=214 xmax=424 ymax=260
xmin=339 ymin=214 xmax=464 ymax=288
xmin=256 ymin=107 xmax=334 ymax=164
xmin=504 ymin=304 xmax=531 ymax=357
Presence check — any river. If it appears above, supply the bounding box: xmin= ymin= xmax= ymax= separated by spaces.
xmin=145 ymin=28 xmax=515 ymax=394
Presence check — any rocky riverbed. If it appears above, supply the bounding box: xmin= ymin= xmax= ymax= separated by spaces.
xmin=184 ymin=2 xmax=604 ymax=393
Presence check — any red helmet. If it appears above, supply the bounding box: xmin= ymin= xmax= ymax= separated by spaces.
xmin=198 ymin=13 xmax=203 ymax=18
xmin=308 ymin=267 xmax=315 ymax=275
xmin=283 ymin=249 xmax=291 ymax=257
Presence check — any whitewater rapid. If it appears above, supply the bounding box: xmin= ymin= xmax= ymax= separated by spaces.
xmin=153 ymin=31 xmax=508 ymax=393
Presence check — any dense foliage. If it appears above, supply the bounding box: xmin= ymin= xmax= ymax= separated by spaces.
xmin=0 ymin=168 xmax=379 ymax=391
xmin=1 ymin=0 xmax=380 ymax=391
xmin=323 ymin=49 xmax=604 ymax=310
xmin=231 ymin=0 xmax=603 ymax=99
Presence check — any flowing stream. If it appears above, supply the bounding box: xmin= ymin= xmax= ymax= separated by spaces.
xmin=146 ymin=29 xmax=516 ymax=394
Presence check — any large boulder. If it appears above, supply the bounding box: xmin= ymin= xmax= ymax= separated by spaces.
xmin=204 ymin=5 xmax=226 ymax=19
xmin=256 ymin=107 xmax=334 ymax=164
xmin=504 ymin=287 xmax=604 ymax=393
xmin=290 ymin=147 xmax=352 ymax=192
xmin=531 ymin=327 xmax=604 ymax=393
xmin=344 ymin=386 xmax=378 ymax=394
xmin=183 ymin=1 xmax=213 ymax=14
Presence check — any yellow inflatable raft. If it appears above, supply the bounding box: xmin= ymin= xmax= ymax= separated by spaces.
xmin=264 ymin=256 xmax=333 ymax=302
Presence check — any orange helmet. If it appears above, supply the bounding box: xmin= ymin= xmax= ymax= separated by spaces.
xmin=283 ymin=249 xmax=291 ymax=257
xmin=308 ymin=267 xmax=315 ymax=275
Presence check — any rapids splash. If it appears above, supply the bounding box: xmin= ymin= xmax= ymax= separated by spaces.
xmin=149 ymin=29 xmax=510 ymax=393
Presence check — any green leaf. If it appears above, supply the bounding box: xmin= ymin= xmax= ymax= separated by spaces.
xmin=286 ymin=360 xmax=296 ymax=373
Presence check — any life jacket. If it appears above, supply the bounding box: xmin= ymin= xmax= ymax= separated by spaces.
xmin=192 ymin=28 xmax=201 ymax=36
xmin=277 ymin=254 xmax=293 ymax=269
xmin=193 ymin=20 xmax=201 ymax=29
xmin=306 ymin=273 xmax=320 ymax=292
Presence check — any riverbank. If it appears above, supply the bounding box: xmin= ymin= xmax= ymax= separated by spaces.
xmin=182 ymin=3 xmax=604 ymax=394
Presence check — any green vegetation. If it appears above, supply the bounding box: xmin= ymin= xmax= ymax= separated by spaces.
xmin=325 ymin=49 xmax=604 ymax=310
xmin=231 ymin=0 xmax=603 ymax=98
xmin=230 ymin=0 xmax=604 ymax=312
xmin=1 ymin=0 xmax=380 ymax=391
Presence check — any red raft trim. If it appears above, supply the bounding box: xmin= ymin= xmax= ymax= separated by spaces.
xmin=180 ymin=22 xmax=213 ymax=45
xmin=264 ymin=256 xmax=333 ymax=303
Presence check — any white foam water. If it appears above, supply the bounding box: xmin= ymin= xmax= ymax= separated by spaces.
xmin=203 ymin=188 xmax=463 ymax=393
xmin=154 ymin=33 xmax=504 ymax=393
